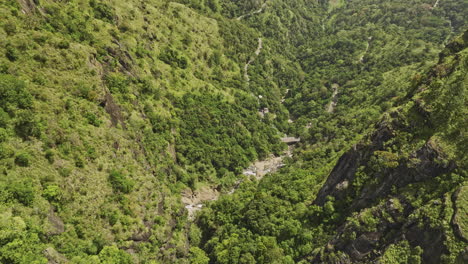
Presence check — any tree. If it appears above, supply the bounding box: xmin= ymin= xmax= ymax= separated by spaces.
xmin=108 ymin=170 xmax=135 ymax=194
xmin=0 ymin=211 xmax=47 ymax=264
xmin=189 ymin=247 xmax=210 ymax=264
xmin=207 ymin=0 xmax=221 ymax=12
xmin=98 ymin=246 xmax=132 ymax=264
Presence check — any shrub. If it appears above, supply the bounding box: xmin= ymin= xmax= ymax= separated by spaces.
xmin=58 ymin=167 xmax=72 ymax=177
xmin=0 ymin=64 xmax=7 ymax=74
xmin=105 ymin=73 xmax=129 ymax=94
xmin=380 ymin=240 xmax=422 ymax=264
xmin=85 ymin=112 xmax=102 ymax=127
xmin=108 ymin=170 xmax=134 ymax=194
xmin=138 ymin=78 xmax=158 ymax=96
xmin=14 ymin=110 xmax=41 ymax=139
xmin=32 ymin=75 xmax=46 ymax=85
xmin=45 ymin=149 xmax=55 ymax=163
xmin=75 ymin=83 xmax=98 ymax=101
xmin=0 ymin=128 xmax=8 ymax=142
xmin=5 ymin=45 xmax=18 ymax=61
xmin=0 ymin=108 xmax=9 ymax=128
xmin=90 ymin=0 xmax=115 ymax=23
xmin=0 ymin=74 xmax=33 ymax=113
xmin=98 ymin=246 xmax=132 ymax=264
xmin=158 ymin=47 xmax=189 ymax=69
xmin=9 ymin=180 xmax=35 ymax=205
xmin=75 ymin=156 xmax=85 ymax=168
xmin=3 ymin=22 xmax=17 ymax=36
xmin=0 ymin=144 xmax=13 ymax=159
xmin=32 ymin=33 xmax=48 ymax=45
xmin=189 ymin=247 xmax=210 ymax=264
xmin=107 ymin=210 xmax=120 ymax=226
xmin=86 ymin=146 xmax=97 ymax=160
xmin=15 ymin=153 xmax=31 ymax=167
xmin=33 ymin=54 xmax=47 ymax=64
xmin=207 ymin=0 xmax=221 ymax=12
xmin=55 ymin=40 xmax=70 ymax=49
xmin=43 ymin=184 xmax=61 ymax=202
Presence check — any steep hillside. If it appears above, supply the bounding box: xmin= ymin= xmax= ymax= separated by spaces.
xmin=0 ymin=0 xmax=466 ymax=263
xmin=312 ymin=31 xmax=467 ymax=264
xmin=196 ymin=30 xmax=467 ymax=264
xmin=0 ymin=0 xmax=286 ymax=263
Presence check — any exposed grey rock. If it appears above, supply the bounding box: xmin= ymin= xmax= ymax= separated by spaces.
xmin=43 ymin=247 xmax=68 ymax=264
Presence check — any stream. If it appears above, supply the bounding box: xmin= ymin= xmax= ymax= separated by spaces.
xmin=182 ymin=145 xmax=294 ymax=219
xmin=183 ymin=1 xmax=281 ymax=220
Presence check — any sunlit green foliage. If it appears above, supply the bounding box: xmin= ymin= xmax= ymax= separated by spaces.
xmin=0 ymin=0 xmax=465 ymax=263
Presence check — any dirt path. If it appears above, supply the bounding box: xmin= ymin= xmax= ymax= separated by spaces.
xmin=244 ymin=38 xmax=263 ymax=82
xmin=236 ymin=2 xmax=266 ymax=84
xmin=236 ymin=1 xmax=267 ymax=20
xmin=326 ymin=83 xmax=339 ymax=113
xmin=359 ymin=37 xmax=372 ymax=63
xmin=182 ymin=146 xmax=293 ymax=219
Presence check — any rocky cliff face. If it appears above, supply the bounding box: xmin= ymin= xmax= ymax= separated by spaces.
xmin=315 ymin=115 xmax=456 ymax=211
xmin=319 ymin=199 xmax=450 ymax=264
xmin=310 ymin=31 xmax=468 ymax=263
xmin=312 ymin=111 xmax=456 ymax=264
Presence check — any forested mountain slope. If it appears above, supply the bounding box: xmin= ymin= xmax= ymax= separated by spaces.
xmin=196 ymin=30 xmax=467 ymax=264
xmin=313 ymin=31 xmax=468 ymax=263
xmin=0 ymin=0 xmax=466 ymax=263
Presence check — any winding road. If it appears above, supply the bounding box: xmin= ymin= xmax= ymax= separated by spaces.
xmin=236 ymin=1 xmax=267 ymax=20
xmin=244 ymin=38 xmax=263 ymax=83
xmin=235 ymin=2 xmax=267 ymax=84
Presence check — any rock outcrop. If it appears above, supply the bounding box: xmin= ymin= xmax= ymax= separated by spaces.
xmin=310 ymin=31 xmax=468 ymax=263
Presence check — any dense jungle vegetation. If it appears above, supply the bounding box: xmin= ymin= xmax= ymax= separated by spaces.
xmin=0 ymin=0 xmax=466 ymax=263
